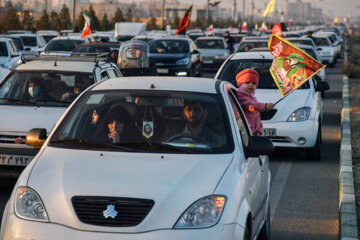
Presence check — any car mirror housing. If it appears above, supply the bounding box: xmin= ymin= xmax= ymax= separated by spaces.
xmin=244 ymin=135 xmax=274 ymax=158
xmin=26 ymin=128 xmax=47 ymax=149
xmin=192 ymin=49 xmax=200 ymax=54
xmin=315 ymin=81 xmax=330 ymax=92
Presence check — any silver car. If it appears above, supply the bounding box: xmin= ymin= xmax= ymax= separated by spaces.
xmin=195 ymin=37 xmax=229 ymax=71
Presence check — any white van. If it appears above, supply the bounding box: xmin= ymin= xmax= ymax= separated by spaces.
xmin=114 ymin=22 xmax=146 ymax=42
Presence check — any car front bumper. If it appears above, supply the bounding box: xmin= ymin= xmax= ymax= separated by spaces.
xmin=1 ymin=213 xmax=245 ymax=240
xmin=262 ymin=119 xmax=319 ymax=148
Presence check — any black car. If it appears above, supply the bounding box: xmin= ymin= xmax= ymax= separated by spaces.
xmin=148 ymin=37 xmax=202 ymax=77
xmin=73 ymin=42 xmax=120 ymax=56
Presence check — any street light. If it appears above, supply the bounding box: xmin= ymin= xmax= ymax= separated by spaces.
xmin=72 ymin=0 xmax=76 ymax=31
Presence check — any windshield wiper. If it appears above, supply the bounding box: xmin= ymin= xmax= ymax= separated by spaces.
xmin=0 ymin=98 xmax=37 ymax=106
xmin=113 ymin=142 xmax=192 ymax=153
xmin=49 ymin=139 xmax=133 ymax=152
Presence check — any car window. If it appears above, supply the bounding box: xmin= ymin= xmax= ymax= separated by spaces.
xmin=149 ymin=40 xmax=189 ymax=54
xmin=195 ymin=40 xmax=225 ymax=49
xmin=0 ymin=42 xmax=8 ymax=56
xmin=313 ymin=37 xmax=331 ymax=46
xmin=10 ymin=38 xmax=24 ymax=51
xmin=0 ymin=71 xmax=94 ymax=106
xmin=226 ymin=89 xmax=250 ymax=147
xmin=20 ymin=36 xmax=37 ymax=47
xmin=107 ymin=69 xmax=117 ymax=79
xmin=237 ymin=41 xmax=268 ymax=52
xmin=50 ymin=90 xmax=234 ymax=154
xmin=45 ymin=40 xmax=84 ymax=52
xmin=9 ymin=40 xmax=19 ymax=54
xmin=217 ymin=59 xmax=310 ymax=90
xmin=100 ymin=71 xmax=109 ymax=81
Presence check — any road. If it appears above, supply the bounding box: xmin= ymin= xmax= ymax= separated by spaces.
xmin=0 ymin=64 xmax=342 ymax=239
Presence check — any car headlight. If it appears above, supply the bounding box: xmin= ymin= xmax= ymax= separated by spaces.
xmin=176 ymin=58 xmax=190 ymax=65
xmin=287 ymin=107 xmax=311 ymax=122
xmin=174 ymin=195 xmax=226 ymax=229
xmin=15 ymin=187 xmax=49 ymax=222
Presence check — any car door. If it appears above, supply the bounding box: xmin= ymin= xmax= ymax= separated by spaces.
xmin=189 ymin=40 xmax=201 ymax=75
xmin=225 ymin=86 xmax=269 ymax=234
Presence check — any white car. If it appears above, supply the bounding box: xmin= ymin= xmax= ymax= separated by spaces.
xmin=311 ymin=35 xmax=335 ymax=67
xmin=1 ymin=77 xmax=273 ymax=240
xmin=0 ymin=37 xmax=21 ymax=69
xmin=195 ymin=36 xmax=229 ymax=71
xmin=0 ymin=55 xmax=122 ymax=177
xmin=41 ymin=36 xmax=87 ymax=56
xmin=215 ymin=51 xmax=329 ymax=160
xmin=13 ymin=33 xmax=47 ymax=52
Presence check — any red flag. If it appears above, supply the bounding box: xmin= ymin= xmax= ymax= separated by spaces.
xmin=176 ymin=5 xmax=193 ymax=35
xmin=241 ymin=22 xmax=247 ymax=31
xmin=272 ymin=22 xmax=282 ymax=36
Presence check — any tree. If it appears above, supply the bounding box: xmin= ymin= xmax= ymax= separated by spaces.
xmin=171 ymin=11 xmax=180 ymax=29
xmin=111 ymin=7 xmax=125 ymax=29
xmin=58 ymin=4 xmax=71 ymax=30
xmin=147 ymin=14 xmax=158 ymax=30
xmin=22 ymin=11 xmax=35 ymax=31
xmin=101 ymin=13 xmax=110 ymax=31
xmin=75 ymin=12 xmax=85 ymax=32
xmin=87 ymin=5 xmax=100 ymax=31
xmin=125 ymin=8 xmax=132 ymax=22
xmin=37 ymin=10 xmax=51 ymax=30
xmin=50 ymin=11 xmax=61 ymax=31
xmin=0 ymin=2 xmax=22 ymax=33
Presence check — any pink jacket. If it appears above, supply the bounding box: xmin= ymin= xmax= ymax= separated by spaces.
xmin=236 ymin=89 xmax=266 ymax=135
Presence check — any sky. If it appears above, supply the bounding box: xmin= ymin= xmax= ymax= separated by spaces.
xmin=165 ymin=0 xmax=360 ymax=18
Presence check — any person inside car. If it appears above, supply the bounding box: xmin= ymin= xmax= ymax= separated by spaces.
xmin=27 ymin=78 xmax=52 ymax=101
xmin=61 ymin=75 xmax=87 ymax=102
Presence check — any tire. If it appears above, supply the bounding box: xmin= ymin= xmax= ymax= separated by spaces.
xmin=258 ymin=202 xmax=271 ymax=240
xmin=306 ymin=127 xmax=321 ymax=160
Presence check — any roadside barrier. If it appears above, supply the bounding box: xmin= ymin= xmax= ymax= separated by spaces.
xmin=339 ymin=37 xmax=358 ymax=240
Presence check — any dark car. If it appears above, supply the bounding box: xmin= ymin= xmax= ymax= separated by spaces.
xmin=72 ymin=42 xmax=121 ymax=61
xmin=148 ymin=37 xmax=202 ymax=77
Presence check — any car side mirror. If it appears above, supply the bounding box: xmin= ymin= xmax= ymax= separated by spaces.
xmin=244 ymin=135 xmax=274 ymax=158
xmin=25 ymin=47 xmax=31 ymax=51
xmin=26 ymin=128 xmax=47 ymax=149
xmin=315 ymin=81 xmax=330 ymax=92
xmin=313 ymin=74 xmax=322 ymax=81
xmin=192 ymin=49 xmax=200 ymax=54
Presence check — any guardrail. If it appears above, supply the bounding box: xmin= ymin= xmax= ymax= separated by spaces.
xmin=339 ymin=36 xmax=358 ymax=240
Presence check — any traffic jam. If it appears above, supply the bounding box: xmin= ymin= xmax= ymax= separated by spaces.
xmin=0 ymin=4 xmax=347 ymax=240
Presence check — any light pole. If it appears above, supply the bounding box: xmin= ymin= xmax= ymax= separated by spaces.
xmin=72 ymin=0 xmax=76 ymax=31
xmin=161 ymin=0 xmax=165 ymax=30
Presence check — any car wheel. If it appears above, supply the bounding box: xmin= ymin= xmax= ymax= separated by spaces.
xmin=306 ymin=127 xmax=321 ymax=160
xmin=258 ymin=202 xmax=270 ymax=240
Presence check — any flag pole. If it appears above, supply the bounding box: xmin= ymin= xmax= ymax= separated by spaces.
xmin=273 ymin=97 xmax=283 ymax=106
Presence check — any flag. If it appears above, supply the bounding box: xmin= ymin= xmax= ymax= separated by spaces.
xmin=82 ymin=10 xmax=91 ymax=39
xmin=241 ymin=22 xmax=247 ymax=31
xmin=209 ymin=1 xmax=221 ymax=7
xmin=261 ymin=22 xmax=268 ymax=32
xmin=272 ymin=22 xmax=282 ymax=36
xmin=268 ymin=34 xmax=326 ymax=97
xmin=207 ymin=24 xmax=214 ymax=31
xmin=263 ymin=0 xmax=275 ymax=17
xmin=176 ymin=5 xmax=193 ymax=35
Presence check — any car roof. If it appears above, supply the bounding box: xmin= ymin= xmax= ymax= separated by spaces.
xmin=92 ymin=77 xmax=220 ymax=94
xmin=230 ymin=51 xmax=273 ymax=60
xmin=195 ymin=36 xmax=224 ymax=41
xmin=15 ymin=59 xmax=106 ymax=72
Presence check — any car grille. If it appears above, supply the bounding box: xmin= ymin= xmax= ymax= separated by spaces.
xmin=72 ymin=196 xmax=154 ymax=227
xmin=0 ymin=134 xmax=26 ymax=145
xmin=260 ymin=109 xmax=277 ymax=120
xmin=267 ymin=136 xmax=292 ymax=143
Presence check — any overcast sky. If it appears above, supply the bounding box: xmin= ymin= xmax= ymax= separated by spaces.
xmin=174 ymin=0 xmax=359 ymax=18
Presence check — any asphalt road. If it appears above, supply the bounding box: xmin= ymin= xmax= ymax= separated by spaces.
xmin=0 ymin=64 xmax=342 ymax=238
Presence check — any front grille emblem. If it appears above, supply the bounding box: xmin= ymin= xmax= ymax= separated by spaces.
xmin=103 ymin=204 xmax=118 ymax=219
xmin=14 ymin=137 xmax=24 ymax=144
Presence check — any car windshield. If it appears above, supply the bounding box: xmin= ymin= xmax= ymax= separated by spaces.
xmin=237 ymin=41 xmax=268 ymax=52
xmin=20 ymin=36 xmax=36 ymax=46
xmin=313 ymin=37 xmax=330 ymax=46
xmin=45 ymin=39 xmax=85 ymax=52
xmin=217 ymin=59 xmax=310 ymax=89
xmin=288 ymin=39 xmax=313 ymax=47
xmin=50 ymin=90 xmax=233 ymax=154
xmin=74 ymin=44 xmax=119 ymax=53
xmin=196 ymin=39 xmax=225 ymax=49
xmin=10 ymin=38 xmax=24 ymax=50
xmin=149 ymin=40 xmax=189 ymax=54
xmin=302 ymin=48 xmax=317 ymax=60
xmin=0 ymin=71 xmax=94 ymax=107
xmin=42 ymin=35 xmax=57 ymax=43
xmin=0 ymin=42 xmax=8 ymax=56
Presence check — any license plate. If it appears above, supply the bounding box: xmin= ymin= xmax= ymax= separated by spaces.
xmin=157 ymin=68 xmax=169 ymax=74
xmin=203 ymin=60 xmax=213 ymax=64
xmin=0 ymin=154 xmax=34 ymax=166
xmin=263 ymin=128 xmax=276 ymax=137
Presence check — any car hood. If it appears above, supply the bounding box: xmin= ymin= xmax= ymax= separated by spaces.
xmin=256 ymin=89 xmax=311 ymax=122
xmin=199 ymin=49 xmax=226 ymax=57
xmin=28 ymin=147 xmax=233 ymax=232
xmin=150 ymin=53 xmax=188 ymax=64
xmin=0 ymin=105 xmax=65 ymax=135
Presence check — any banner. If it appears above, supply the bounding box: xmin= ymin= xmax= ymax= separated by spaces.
xmin=268 ymin=34 xmax=326 ymax=97
xmin=263 ymin=0 xmax=275 ymax=17
xmin=176 ymin=5 xmax=193 ymax=35
xmin=81 ymin=10 xmax=91 ymax=39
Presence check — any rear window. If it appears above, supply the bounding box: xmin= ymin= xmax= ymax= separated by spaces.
xmin=217 ymin=59 xmax=310 ymax=89
xmin=195 ymin=39 xmax=225 ymax=49
xmin=45 ymin=39 xmax=85 ymax=52
xmin=149 ymin=40 xmax=189 ymax=54
xmin=20 ymin=36 xmax=37 ymax=46
xmin=236 ymin=41 xmax=268 ymax=52
xmin=313 ymin=37 xmax=330 ymax=46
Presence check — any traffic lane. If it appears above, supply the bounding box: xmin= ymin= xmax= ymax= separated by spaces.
xmin=269 ymin=61 xmax=342 ymax=239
